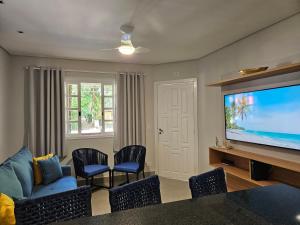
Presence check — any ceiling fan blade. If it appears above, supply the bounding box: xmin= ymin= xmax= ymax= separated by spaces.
xmin=135 ymin=47 xmax=150 ymax=54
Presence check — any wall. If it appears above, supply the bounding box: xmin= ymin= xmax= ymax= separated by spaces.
xmin=152 ymin=13 xmax=300 ymax=172
xmin=9 ymin=56 xmax=155 ymax=171
xmin=0 ymin=48 xmax=12 ymax=161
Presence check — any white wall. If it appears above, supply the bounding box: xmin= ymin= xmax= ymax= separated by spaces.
xmin=152 ymin=13 xmax=300 ymax=172
xmin=0 ymin=48 xmax=12 ymax=161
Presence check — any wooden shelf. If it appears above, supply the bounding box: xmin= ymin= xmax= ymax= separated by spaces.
xmin=207 ymin=62 xmax=300 ymax=87
xmin=210 ymin=146 xmax=300 ymax=173
xmin=210 ymin=163 xmax=278 ymax=187
xmin=209 ymin=146 xmax=300 ymax=191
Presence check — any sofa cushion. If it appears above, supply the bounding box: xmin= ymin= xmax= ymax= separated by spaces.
xmin=61 ymin=165 xmax=71 ymax=176
xmin=9 ymin=147 xmax=34 ymax=197
xmin=0 ymin=163 xmax=23 ymax=199
xmin=31 ymin=176 xmax=77 ymax=199
xmin=114 ymin=162 xmax=139 ymax=173
xmin=33 ymin=153 xmax=54 ymax=185
xmin=38 ymin=156 xmax=63 ymax=185
xmin=84 ymin=164 xmax=110 ymax=176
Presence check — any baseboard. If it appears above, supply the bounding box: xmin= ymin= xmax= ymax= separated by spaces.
xmin=77 ymin=171 xmax=155 ymax=187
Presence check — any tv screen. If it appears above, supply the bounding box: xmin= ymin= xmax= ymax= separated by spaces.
xmin=224 ymin=84 xmax=300 ymax=151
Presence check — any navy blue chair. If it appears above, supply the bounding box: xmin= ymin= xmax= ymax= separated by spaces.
xmin=72 ymin=148 xmax=111 ymax=188
xmin=189 ymin=167 xmax=227 ymax=198
xmin=109 ymin=175 xmax=161 ymax=212
xmin=112 ymin=145 xmax=146 ymax=187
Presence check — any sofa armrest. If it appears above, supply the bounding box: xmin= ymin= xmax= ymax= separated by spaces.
xmin=15 ymin=186 xmax=91 ymax=225
xmin=61 ymin=165 xmax=71 ymax=176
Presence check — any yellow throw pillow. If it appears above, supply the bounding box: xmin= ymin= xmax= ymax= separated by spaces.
xmin=33 ymin=154 xmax=54 ymax=185
xmin=0 ymin=193 xmax=15 ymax=225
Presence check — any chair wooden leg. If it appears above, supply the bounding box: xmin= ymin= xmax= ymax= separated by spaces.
xmin=126 ymin=173 xmax=129 ymax=183
xmin=85 ymin=178 xmax=89 ymax=185
xmin=112 ymin=170 xmax=114 ymax=187
xmin=143 ymin=170 xmax=145 ymax=178
xmin=91 ymin=176 xmax=94 ymax=186
xmin=136 ymin=173 xmax=139 ymax=181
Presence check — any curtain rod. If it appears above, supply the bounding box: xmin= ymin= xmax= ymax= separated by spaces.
xmin=25 ymin=66 xmax=117 ymax=75
xmin=24 ymin=67 xmax=144 ymax=75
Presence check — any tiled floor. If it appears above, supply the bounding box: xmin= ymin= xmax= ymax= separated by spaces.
xmin=91 ymin=176 xmax=191 ymax=216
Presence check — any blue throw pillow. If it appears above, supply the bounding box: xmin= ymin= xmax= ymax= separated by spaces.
xmin=0 ymin=163 xmax=24 ymax=199
xmin=9 ymin=147 xmax=34 ymax=197
xmin=38 ymin=156 xmax=63 ymax=185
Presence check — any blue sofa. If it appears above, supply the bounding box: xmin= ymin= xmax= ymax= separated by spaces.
xmin=0 ymin=147 xmax=91 ymax=225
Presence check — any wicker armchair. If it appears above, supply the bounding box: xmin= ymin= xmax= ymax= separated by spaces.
xmin=15 ymin=186 xmax=91 ymax=225
xmin=112 ymin=145 xmax=146 ymax=187
xmin=189 ymin=167 xmax=227 ymax=199
xmin=72 ymin=148 xmax=111 ymax=188
xmin=109 ymin=175 xmax=161 ymax=212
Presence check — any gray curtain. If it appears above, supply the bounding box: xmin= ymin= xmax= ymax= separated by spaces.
xmin=114 ymin=72 xmax=146 ymax=150
xmin=25 ymin=66 xmax=65 ymax=157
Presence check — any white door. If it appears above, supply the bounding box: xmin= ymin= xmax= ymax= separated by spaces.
xmin=155 ymin=79 xmax=198 ymax=181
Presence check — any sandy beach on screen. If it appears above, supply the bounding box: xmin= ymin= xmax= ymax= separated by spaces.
xmin=226 ymin=129 xmax=300 ymax=150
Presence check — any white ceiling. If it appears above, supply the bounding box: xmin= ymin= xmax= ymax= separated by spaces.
xmin=0 ymin=0 xmax=300 ymax=64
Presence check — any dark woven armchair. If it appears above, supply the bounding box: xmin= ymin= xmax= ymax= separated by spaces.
xmin=189 ymin=167 xmax=227 ymax=199
xmin=72 ymin=148 xmax=111 ymax=188
xmin=112 ymin=145 xmax=146 ymax=187
xmin=15 ymin=186 xmax=91 ymax=225
xmin=109 ymin=175 xmax=161 ymax=212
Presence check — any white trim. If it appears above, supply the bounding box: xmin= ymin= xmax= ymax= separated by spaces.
xmin=154 ymin=78 xmax=198 ymax=178
xmin=65 ymin=133 xmax=114 ymax=140
xmin=64 ymin=75 xmax=115 ymax=83
xmin=64 ymin=78 xmax=116 ymax=138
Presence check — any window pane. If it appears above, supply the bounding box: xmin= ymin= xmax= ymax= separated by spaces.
xmin=104 ymin=97 xmax=113 ymax=108
xmin=81 ymin=83 xmax=102 ymax=133
xmin=81 ymin=118 xmax=102 ymax=133
xmin=105 ymin=121 xmax=113 ymax=132
xmin=104 ymin=85 xmax=113 ymax=96
xmin=67 ymin=84 xmax=78 ymax=96
xmin=68 ymin=122 xmax=78 ymax=134
xmin=66 ymin=97 xmax=78 ymax=108
xmin=104 ymin=110 xmax=113 ymax=120
xmin=68 ymin=110 xmax=78 ymax=121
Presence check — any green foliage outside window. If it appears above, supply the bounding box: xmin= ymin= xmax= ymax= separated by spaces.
xmin=81 ymin=84 xmax=102 ymax=123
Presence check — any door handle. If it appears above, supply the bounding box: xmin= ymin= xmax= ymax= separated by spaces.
xmin=159 ymin=128 xmax=164 ymax=134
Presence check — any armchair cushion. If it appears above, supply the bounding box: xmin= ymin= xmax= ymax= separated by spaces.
xmin=31 ymin=176 xmax=77 ymax=199
xmin=114 ymin=162 xmax=139 ymax=173
xmin=84 ymin=164 xmax=110 ymax=177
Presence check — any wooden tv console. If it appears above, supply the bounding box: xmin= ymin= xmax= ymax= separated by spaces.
xmin=209 ymin=146 xmax=300 ymax=192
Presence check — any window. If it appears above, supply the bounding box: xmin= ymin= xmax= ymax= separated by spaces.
xmin=65 ymin=80 xmax=115 ymax=137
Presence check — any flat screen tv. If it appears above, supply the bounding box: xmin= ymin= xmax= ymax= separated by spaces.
xmin=224 ymin=84 xmax=300 ymax=151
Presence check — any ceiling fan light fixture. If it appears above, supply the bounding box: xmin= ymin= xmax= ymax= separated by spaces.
xmin=118 ymin=45 xmax=135 ymax=55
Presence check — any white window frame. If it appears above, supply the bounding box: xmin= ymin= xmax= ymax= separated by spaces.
xmin=64 ymin=77 xmax=115 ymax=139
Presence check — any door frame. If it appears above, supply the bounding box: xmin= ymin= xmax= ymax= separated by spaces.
xmin=154 ymin=78 xmax=198 ymax=180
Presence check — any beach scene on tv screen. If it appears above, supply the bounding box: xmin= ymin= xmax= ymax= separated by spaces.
xmin=225 ymin=85 xmax=300 ymax=150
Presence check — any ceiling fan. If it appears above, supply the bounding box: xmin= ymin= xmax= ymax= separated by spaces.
xmin=100 ymin=24 xmax=150 ymax=55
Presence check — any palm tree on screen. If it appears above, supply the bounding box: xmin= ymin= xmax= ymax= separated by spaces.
xmin=237 ymin=96 xmax=250 ymax=120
